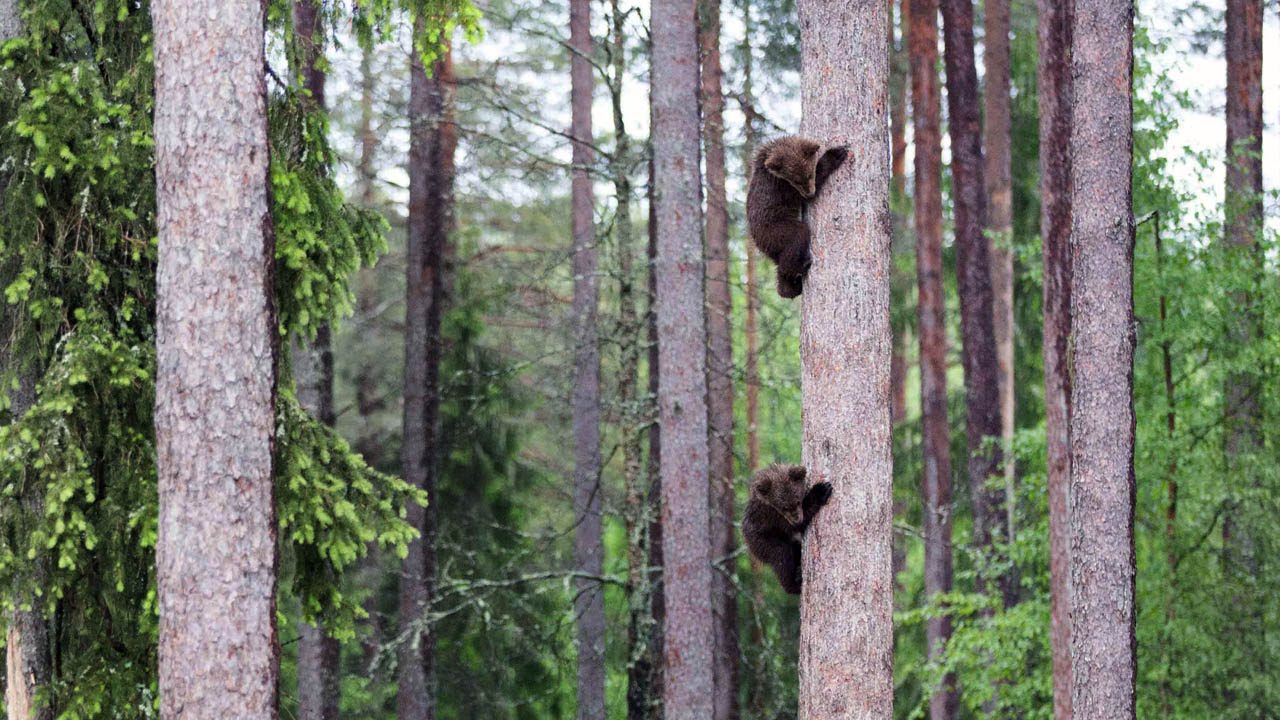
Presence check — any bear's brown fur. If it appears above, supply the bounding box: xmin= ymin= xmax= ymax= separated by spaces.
xmin=746 ymin=136 xmax=849 ymax=298
xmin=742 ymin=464 xmax=833 ymax=594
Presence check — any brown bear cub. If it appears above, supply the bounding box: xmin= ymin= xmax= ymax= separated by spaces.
xmin=742 ymin=464 xmax=833 ymax=594
xmin=746 ymin=136 xmax=849 ymax=298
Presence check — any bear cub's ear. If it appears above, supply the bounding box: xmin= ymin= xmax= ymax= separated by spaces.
xmin=755 ymin=477 xmax=772 ymax=496
xmin=788 ymin=465 xmax=807 ymax=482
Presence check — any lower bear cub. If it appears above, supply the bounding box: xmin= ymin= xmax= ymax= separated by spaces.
xmin=746 ymin=136 xmax=849 ymax=298
xmin=742 ymin=464 xmax=833 ymax=594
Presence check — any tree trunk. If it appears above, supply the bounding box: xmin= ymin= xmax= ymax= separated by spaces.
xmin=1221 ymin=0 xmax=1262 ymax=571
xmin=909 ymin=0 xmax=957 ymax=716
xmin=646 ymin=144 xmax=666 ymax=720
xmin=292 ymin=3 xmax=342 ymax=716
xmin=399 ymin=36 xmax=455 ymax=720
xmin=152 ymin=0 xmax=278 ymax=714
xmin=940 ymin=0 xmax=1002 ymax=590
xmin=4 ymin=372 xmax=53 ymax=720
xmin=651 ymin=0 xmax=712 ymax=712
xmin=888 ymin=0 xmax=909 ymax=431
xmin=1068 ymin=0 xmax=1135 ymax=716
xmin=699 ymin=1 xmax=738 ymax=717
xmin=569 ymin=0 xmax=606 ymax=716
xmin=2 ymin=13 xmax=55 ymax=720
xmin=741 ymin=0 xmax=761 ymax=478
xmin=795 ymin=2 xmax=893 ymax=717
xmin=1037 ymin=1 xmax=1074 ymax=717
xmin=982 ymin=0 xmax=1016 ymax=567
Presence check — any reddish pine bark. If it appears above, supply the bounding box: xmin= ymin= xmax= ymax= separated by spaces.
xmin=569 ymin=0 xmax=606 ymax=716
xmin=699 ymin=0 xmax=738 ymax=716
xmin=796 ymin=1 xmax=894 ymax=717
xmin=909 ymin=0 xmax=957 ymax=715
xmin=940 ymin=0 xmax=1003 ymax=585
xmin=888 ymin=0 xmax=909 ymax=430
xmin=293 ymin=3 xmax=342 ymax=716
xmin=153 ymin=0 xmax=279 ymax=714
xmin=1068 ymin=0 xmax=1135 ymax=716
xmin=982 ymin=0 xmax=1016 ymax=564
xmin=1221 ymin=0 xmax=1263 ymax=566
xmin=652 ymin=0 xmax=713 ymax=712
xmin=645 ymin=147 xmax=666 ymax=720
xmin=399 ymin=38 xmax=456 ymax=720
xmin=1037 ymin=0 xmax=1074 ymax=716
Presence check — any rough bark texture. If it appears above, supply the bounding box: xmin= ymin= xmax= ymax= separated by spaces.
xmin=699 ymin=0 xmax=738 ymax=717
xmin=4 ymin=371 xmax=53 ymax=720
xmin=795 ymin=1 xmax=894 ymax=717
xmin=0 ymin=0 xmax=18 ymax=42
xmin=652 ymin=0 xmax=712 ymax=713
xmin=152 ymin=0 xmax=279 ymax=715
xmin=909 ymin=0 xmax=957 ymax=716
xmin=292 ymin=3 xmax=342 ymax=716
xmin=1221 ymin=0 xmax=1262 ymax=569
xmin=741 ymin=0 xmax=761 ymax=478
xmin=569 ymin=0 xmax=606 ymax=715
xmin=940 ymin=0 xmax=1002 ymax=582
xmin=646 ymin=148 xmax=666 ymax=720
xmin=399 ymin=39 xmax=455 ymax=720
xmin=1068 ymin=1 xmax=1135 ymax=716
xmin=888 ymin=0 xmax=909 ymax=432
xmin=982 ymin=0 xmax=1016 ymax=562
xmin=1037 ymin=0 xmax=1074 ymax=716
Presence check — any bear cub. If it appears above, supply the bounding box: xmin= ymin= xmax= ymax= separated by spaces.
xmin=746 ymin=136 xmax=849 ymax=298
xmin=742 ymin=464 xmax=833 ymax=594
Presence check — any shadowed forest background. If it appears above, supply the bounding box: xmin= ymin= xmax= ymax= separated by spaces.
xmin=1 ymin=0 xmax=1279 ymax=718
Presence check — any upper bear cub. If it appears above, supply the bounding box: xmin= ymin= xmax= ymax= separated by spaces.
xmin=746 ymin=136 xmax=849 ymax=298
xmin=742 ymin=464 xmax=833 ymax=594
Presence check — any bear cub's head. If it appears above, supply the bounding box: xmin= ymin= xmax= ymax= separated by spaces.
xmin=750 ymin=463 xmax=810 ymax=526
xmin=763 ymin=139 xmax=849 ymax=199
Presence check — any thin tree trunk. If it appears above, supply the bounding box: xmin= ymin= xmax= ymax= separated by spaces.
xmin=153 ymin=0 xmax=278 ymax=714
xmin=699 ymin=1 xmax=738 ymax=717
xmin=909 ymin=0 xmax=957 ymax=715
xmin=1068 ymin=0 xmax=1135 ymax=716
xmin=651 ymin=0 xmax=712 ymax=711
xmin=1221 ymin=0 xmax=1262 ymax=571
xmin=569 ymin=0 xmax=606 ymax=715
xmin=982 ymin=0 xmax=1017 ymax=567
xmin=292 ymin=3 xmax=342 ymax=716
xmin=889 ymin=0 xmax=909 ymax=431
xmin=646 ymin=144 xmax=666 ymax=720
xmin=795 ymin=2 xmax=893 ymax=717
xmin=1037 ymin=0 xmax=1074 ymax=717
xmin=399 ymin=36 xmax=455 ymax=720
xmin=940 ymin=0 xmax=1002 ymax=593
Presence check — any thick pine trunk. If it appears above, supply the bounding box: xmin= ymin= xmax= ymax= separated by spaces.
xmin=908 ymin=0 xmax=957 ymax=716
xmin=1037 ymin=1 xmax=1074 ymax=716
xmin=940 ymin=0 xmax=1002 ymax=590
xmin=795 ymin=1 xmax=893 ymax=717
xmin=982 ymin=0 xmax=1016 ymax=567
xmin=1221 ymin=0 xmax=1263 ymax=571
xmin=699 ymin=1 xmax=738 ymax=717
xmin=292 ymin=3 xmax=342 ymax=716
xmin=1068 ymin=0 xmax=1135 ymax=716
xmin=651 ymin=0 xmax=712 ymax=713
xmin=399 ymin=38 xmax=455 ymax=720
xmin=152 ymin=0 xmax=279 ymax=715
xmin=569 ymin=0 xmax=606 ymax=715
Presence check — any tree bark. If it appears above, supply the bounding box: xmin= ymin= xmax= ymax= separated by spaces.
xmin=1221 ymin=0 xmax=1262 ymax=570
xmin=651 ymin=0 xmax=712 ymax=713
xmin=646 ymin=143 xmax=666 ymax=720
xmin=1037 ymin=1 xmax=1074 ymax=717
xmin=292 ymin=3 xmax=342 ymax=716
xmin=399 ymin=36 xmax=455 ymax=720
xmin=909 ymin=0 xmax=957 ymax=716
xmin=982 ymin=0 xmax=1016 ymax=565
xmin=795 ymin=1 xmax=893 ymax=718
xmin=699 ymin=1 xmax=738 ymax=717
xmin=940 ymin=0 xmax=1002 ymax=589
xmin=569 ymin=0 xmax=606 ymax=716
xmin=4 ymin=372 xmax=53 ymax=720
xmin=888 ymin=0 xmax=909 ymax=431
xmin=152 ymin=0 xmax=279 ymax=714
xmin=1068 ymin=0 xmax=1135 ymax=716
xmin=741 ymin=0 xmax=761 ymax=478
